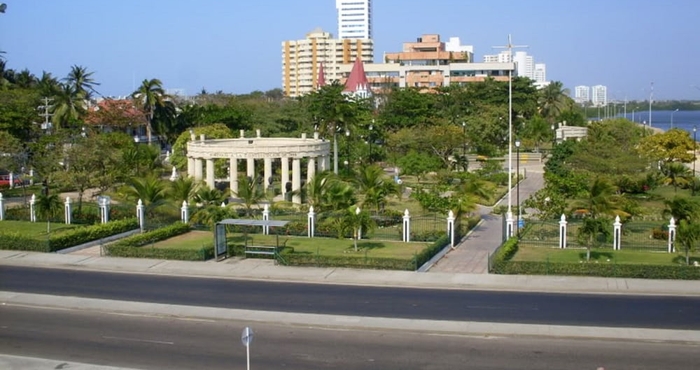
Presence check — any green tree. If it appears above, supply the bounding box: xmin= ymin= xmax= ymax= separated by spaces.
xmin=120 ymin=175 xmax=169 ymax=217
xmin=661 ymin=162 xmax=692 ymax=192
xmin=231 ymin=175 xmax=266 ymax=217
xmin=64 ymin=65 xmax=100 ymax=99
xmin=538 ymin=81 xmax=571 ymax=124
xmin=638 ymin=128 xmax=695 ymax=164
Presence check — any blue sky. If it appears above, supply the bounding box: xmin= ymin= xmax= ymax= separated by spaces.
xmin=1 ymin=0 xmax=698 ymax=100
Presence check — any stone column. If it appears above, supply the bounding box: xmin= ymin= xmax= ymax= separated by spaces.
xmin=281 ymin=157 xmax=289 ymax=199
xmin=292 ymin=158 xmax=301 ymax=204
xmin=263 ymin=157 xmax=272 ymax=192
xmin=307 ymin=157 xmax=316 ymax=187
xmin=247 ymin=158 xmax=255 ymax=179
xmin=187 ymin=157 xmax=195 ymax=178
xmin=229 ymin=158 xmax=238 ymax=195
xmin=194 ymin=158 xmax=203 ymax=181
xmin=205 ymin=159 xmax=215 ymax=189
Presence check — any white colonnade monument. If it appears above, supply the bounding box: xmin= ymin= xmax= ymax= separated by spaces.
xmin=186 ymin=130 xmax=331 ymax=204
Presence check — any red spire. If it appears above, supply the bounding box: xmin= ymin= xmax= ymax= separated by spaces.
xmin=344 ymin=57 xmax=369 ymax=93
xmin=317 ymin=63 xmax=326 ymax=88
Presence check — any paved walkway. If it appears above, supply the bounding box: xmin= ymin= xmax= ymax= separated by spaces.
xmin=429 ymin=163 xmax=545 ymax=274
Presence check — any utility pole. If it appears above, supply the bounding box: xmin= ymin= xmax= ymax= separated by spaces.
xmin=493 ymin=35 xmax=528 ymax=239
xmin=38 ymin=97 xmax=54 ymax=134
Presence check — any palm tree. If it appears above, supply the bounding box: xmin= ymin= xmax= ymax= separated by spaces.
xmin=169 ymin=177 xmax=199 ymax=204
xmin=35 ymin=193 xmax=62 ymax=223
xmin=538 ymin=81 xmax=570 ymax=124
xmin=132 ymin=78 xmax=166 ymax=144
xmin=231 ymin=176 xmax=267 ymax=217
xmin=662 ymin=162 xmax=692 ymax=192
xmin=299 ymin=171 xmax=337 ymax=210
xmin=194 ymin=187 xmax=228 ymax=207
xmin=576 ymin=217 xmax=610 ymax=261
xmin=38 ymin=71 xmax=60 ymax=97
xmin=120 ymin=175 xmax=169 ymax=217
xmin=52 ymin=83 xmax=84 ymax=130
xmin=14 ymin=69 xmax=37 ymax=88
xmin=663 ymin=196 xmax=700 ymax=223
xmin=64 ymin=65 xmax=100 ymax=99
xmin=576 ymin=177 xmax=618 ymax=219
xmin=342 ymin=206 xmax=376 ymax=251
xmin=353 ymin=165 xmax=399 ymax=211
xmin=676 ymin=219 xmax=700 ymax=266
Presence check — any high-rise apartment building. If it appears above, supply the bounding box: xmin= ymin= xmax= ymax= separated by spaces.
xmin=591 ymin=85 xmax=607 ymax=106
xmin=533 ymin=63 xmax=546 ymax=83
xmin=336 ymin=0 xmax=372 ymax=40
xmin=281 ymin=28 xmax=373 ymax=97
xmin=483 ymin=50 xmax=549 ymax=87
xmin=575 ymin=85 xmax=590 ymax=104
xmin=513 ymin=51 xmax=534 ymax=79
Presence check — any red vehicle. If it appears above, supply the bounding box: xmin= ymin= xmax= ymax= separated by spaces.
xmin=0 ymin=174 xmax=23 ymax=187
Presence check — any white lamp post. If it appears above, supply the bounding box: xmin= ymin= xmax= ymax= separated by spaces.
xmin=671 ymin=108 xmax=679 ymax=129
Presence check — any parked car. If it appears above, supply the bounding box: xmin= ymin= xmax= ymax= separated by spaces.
xmin=0 ymin=174 xmax=23 ymax=187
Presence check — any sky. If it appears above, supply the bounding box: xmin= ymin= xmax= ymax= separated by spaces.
xmin=1 ymin=0 xmax=699 ymax=101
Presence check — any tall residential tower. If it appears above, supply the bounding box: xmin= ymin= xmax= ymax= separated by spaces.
xmin=336 ymin=0 xmax=372 ymax=40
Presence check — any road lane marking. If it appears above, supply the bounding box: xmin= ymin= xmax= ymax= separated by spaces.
xmin=102 ymin=335 xmax=174 ymax=345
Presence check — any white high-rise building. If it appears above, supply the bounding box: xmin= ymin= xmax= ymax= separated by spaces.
xmin=591 ymin=85 xmax=607 ymax=106
xmin=513 ymin=51 xmax=534 ymax=79
xmin=282 ymin=28 xmax=374 ymax=97
xmin=533 ymin=63 xmax=546 ymax=83
xmin=336 ymin=0 xmax=372 ymax=40
xmin=483 ymin=50 xmax=511 ymax=63
xmin=575 ymin=85 xmax=590 ymax=104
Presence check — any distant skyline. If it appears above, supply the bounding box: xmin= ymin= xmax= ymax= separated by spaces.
xmin=1 ymin=0 xmax=699 ymax=100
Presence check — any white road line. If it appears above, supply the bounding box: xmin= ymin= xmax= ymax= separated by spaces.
xmin=102 ymin=335 xmax=174 ymax=345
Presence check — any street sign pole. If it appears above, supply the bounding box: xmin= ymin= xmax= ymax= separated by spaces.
xmin=241 ymin=327 xmax=254 ymax=370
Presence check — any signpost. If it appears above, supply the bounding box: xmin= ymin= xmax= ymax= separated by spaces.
xmin=241 ymin=326 xmax=254 ymax=370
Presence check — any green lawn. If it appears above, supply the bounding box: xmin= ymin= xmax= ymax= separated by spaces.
xmin=512 ymin=245 xmax=699 ymax=266
xmin=0 ymin=220 xmax=79 ymax=236
xmin=152 ymin=231 xmax=429 ymax=259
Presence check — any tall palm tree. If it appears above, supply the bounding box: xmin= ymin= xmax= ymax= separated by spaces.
xmin=576 ymin=177 xmax=618 ymax=219
xmin=52 ymin=83 xmax=84 ymax=130
xmin=663 ymin=196 xmax=700 ymax=223
xmin=38 ymin=71 xmax=60 ymax=96
xmin=538 ymin=81 xmax=570 ymax=124
xmin=64 ymin=65 xmax=100 ymax=99
xmin=14 ymin=69 xmax=37 ymax=88
xmin=132 ymin=78 xmax=166 ymax=144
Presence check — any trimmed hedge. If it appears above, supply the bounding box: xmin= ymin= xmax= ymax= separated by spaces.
xmin=0 ymin=233 xmax=50 ymax=252
xmin=0 ymin=218 xmax=140 ymax=253
xmin=493 ymin=260 xmax=700 ymax=280
xmin=490 ymin=239 xmax=700 ymax=280
xmin=106 ymin=222 xmax=213 ymax=261
xmin=49 ymin=218 xmax=140 ymax=252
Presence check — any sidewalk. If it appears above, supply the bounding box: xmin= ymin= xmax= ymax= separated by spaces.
xmin=429 ymin=163 xmax=545 ymax=273
xmin=2 ymin=250 xmax=699 ymax=296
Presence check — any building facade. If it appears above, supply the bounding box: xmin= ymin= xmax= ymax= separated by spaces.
xmin=575 ymin=85 xmax=590 ymax=104
xmin=591 ymin=85 xmax=607 ymax=106
xmin=281 ymin=28 xmax=373 ymax=97
xmin=336 ymin=0 xmax=372 ymax=40
xmin=338 ymin=35 xmax=511 ymax=92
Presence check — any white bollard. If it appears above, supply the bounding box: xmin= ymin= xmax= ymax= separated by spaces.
xmin=29 ymin=194 xmax=36 ymax=222
xmin=558 ymin=214 xmax=568 ymax=249
xmin=613 ymin=215 xmax=621 ymax=250
xmin=0 ymin=192 xmax=4 ymax=221
xmin=447 ymin=210 xmax=455 ymax=248
xmin=64 ymin=197 xmax=72 ymax=225
xmin=136 ymin=199 xmax=145 ymax=232
xmin=181 ymin=200 xmax=189 ymax=223
xmin=307 ymin=206 xmax=315 ymax=238
xmin=668 ymin=217 xmax=676 ymax=253
xmin=402 ymin=209 xmax=411 ymax=242
xmin=262 ymin=204 xmax=270 ymax=235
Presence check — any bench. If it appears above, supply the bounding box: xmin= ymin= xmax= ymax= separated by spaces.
xmin=244 ymin=245 xmax=279 ymax=257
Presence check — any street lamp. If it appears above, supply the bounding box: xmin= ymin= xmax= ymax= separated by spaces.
xmin=462 ymin=121 xmax=466 ymax=157
xmin=345 ymin=129 xmax=350 ymax=173
xmin=368 ymin=121 xmax=373 ymax=164
xmin=642 ymin=120 xmax=647 ymax=138
xmin=515 ymin=139 xmax=521 ymax=238
xmin=671 ymin=108 xmax=679 ymax=129
xmin=551 ymin=124 xmax=556 ymax=147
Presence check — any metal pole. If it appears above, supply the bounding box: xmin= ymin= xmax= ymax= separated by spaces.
xmin=462 ymin=122 xmax=466 ymax=156
xmin=368 ymin=123 xmax=373 ymax=163
xmin=694 ymin=126 xmax=697 ymax=195
xmin=246 ymin=342 xmax=250 ymax=370
xmin=516 ymin=141 xmax=520 ymax=238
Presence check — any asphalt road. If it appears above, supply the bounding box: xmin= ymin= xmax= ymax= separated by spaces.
xmin=2 ymin=305 xmax=698 ymax=370
xmin=2 ymin=266 xmax=699 ymax=330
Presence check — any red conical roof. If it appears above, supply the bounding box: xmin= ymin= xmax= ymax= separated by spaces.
xmin=317 ymin=63 xmax=326 ymax=88
xmin=344 ymin=57 xmax=369 ymax=93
